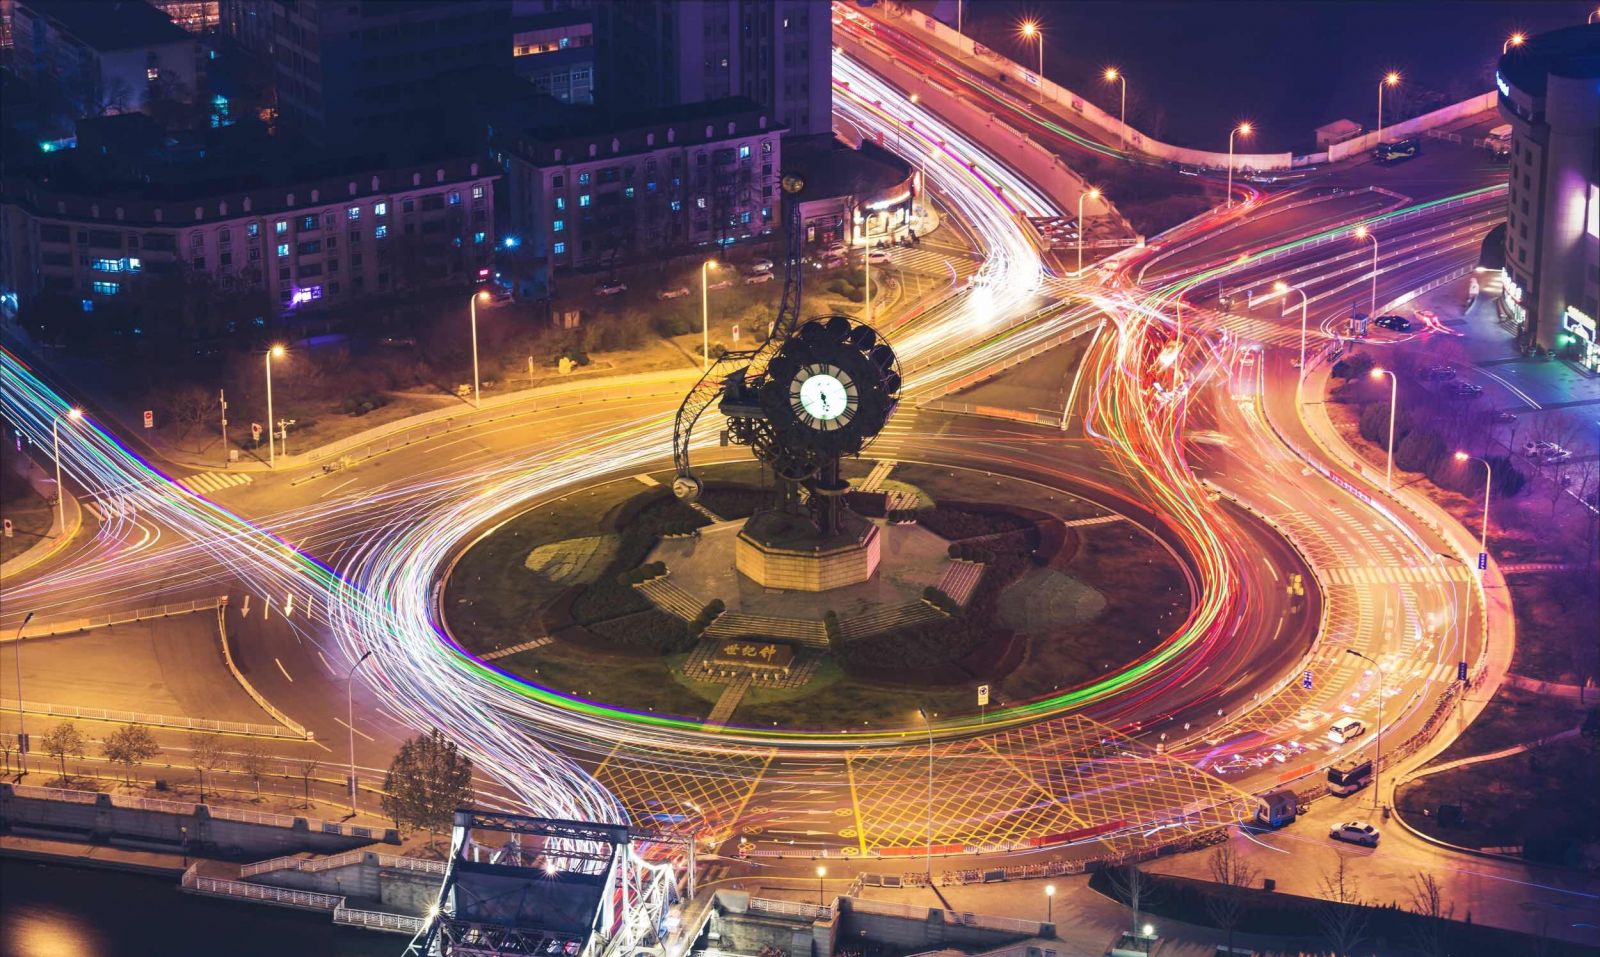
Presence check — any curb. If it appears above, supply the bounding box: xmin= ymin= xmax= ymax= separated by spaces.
xmin=0 ymin=490 xmax=81 ymax=581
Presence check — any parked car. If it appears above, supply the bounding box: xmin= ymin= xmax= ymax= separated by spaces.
xmin=1539 ymin=447 xmax=1573 ymax=464
xmin=823 ymin=241 xmax=849 ymax=258
xmin=866 ymin=248 xmax=892 ymax=264
xmin=1374 ymin=314 xmax=1412 ymax=332
xmin=744 ymin=272 xmax=775 ymax=285
xmin=1420 ymin=365 xmax=1456 ymax=381
xmin=657 ymin=286 xmax=691 ymax=300
xmin=708 ymin=278 xmax=735 ymax=290
xmin=748 ymin=258 xmax=775 ymax=273
xmin=1523 ymin=440 xmax=1559 ymax=458
xmin=1492 ymin=409 xmax=1518 ymax=423
xmin=594 ymin=279 xmax=628 ymax=296
xmin=1330 ymin=821 xmax=1381 ymax=847
xmin=1328 ymin=716 xmax=1366 ymax=744
xmin=817 ymin=254 xmax=848 ymax=270
xmin=1446 ymin=381 xmax=1483 ymax=399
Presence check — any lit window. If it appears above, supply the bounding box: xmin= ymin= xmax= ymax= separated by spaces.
xmin=375 ymin=225 xmax=389 ymax=239
xmin=347 ymin=206 xmax=361 ymax=220
xmin=739 ymin=145 xmax=751 ymax=159
xmin=553 ymin=242 xmax=566 ymax=254
xmin=671 ymin=200 xmax=682 ymax=212
xmin=624 ymin=187 xmax=635 ymax=199
xmin=375 ymin=202 xmax=388 ymax=216
xmin=646 ymin=181 xmax=657 ymax=192
xmin=553 ymin=219 xmax=565 ymax=232
xmin=578 ymin=172 xmax=591 ymax=185
xmin=277 ymin=243 xmax=290 ymax=257
xmin=448 ymin=191 xmax=461 ymax=205
xmin=555 ymin=197 xmax=566 ymax=210
xmin=761 ymin=207 xmax=771 ymax=219
xmin=472 ymin=185 xmax=485 ymax=200
xmin=275 ymin=220 xmax=288 ymax=235
xmin=740 ymin=211 xmax=752 ymax=224
xmin=473 ymin=231 xmax=486 ymax=244
xmin=579 ymin=194 xmax=592 ymax=207
xmin=92 ymin=280 xmax=120 ymax=295
xmin=696 ymin=197 xmax=706 ymax=209
xmin=762 ymin=140 xmax=772 ymax=154
xmin=247 ymin=223 xmax=260 ymax=238
xmin=146 ymin=67 xmax=159 ymax=81
xmin=81 ymin=299 xmax=94 ymax=313
xmin=301 ymin=215 xmax=317 ymax=230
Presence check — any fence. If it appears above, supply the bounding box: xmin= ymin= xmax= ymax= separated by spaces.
xmin=213 ymin=607 xmax=313 ymax=740
xmin=749 ymin=896 xmax=834 ymax=921
xmin=182 ymin=864 xmax=424 ymax=935
xmin=9 ymin=780 xmax=387 ymax=840
xmin=242 ymin=849 xmax=446 ymax=879
xmin=334 ymin=905 xmax=426 ymax=935
xmin=848 ymin=896 xmax=1045 ymax=937
xmin=6 ymin=597 xmax=224 ymax=641
xmin=0 ymin=697 xmax=295 ymax=739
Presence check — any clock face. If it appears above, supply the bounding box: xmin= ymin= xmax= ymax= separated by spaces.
xmin=790 ymin=364 xmax=856 ymax=431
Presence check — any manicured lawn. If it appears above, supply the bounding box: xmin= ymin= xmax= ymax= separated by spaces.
xmin=1428 ymin=685 xmax=1585 ymax=766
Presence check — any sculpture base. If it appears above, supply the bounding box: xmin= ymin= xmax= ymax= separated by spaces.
xmin=735 ymin=508 xmax=880 ymax=592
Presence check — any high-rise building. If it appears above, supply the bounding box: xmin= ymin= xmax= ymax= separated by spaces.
xmin=11 ymin=0 xmax=202 ymax=120
xmin=1495 ymin=25 xmax=1600 ymax=372
xmin=219 ymin=0 xmax=511 ymax=143
xmin=593 ymin=0 xmax=830 ymax=138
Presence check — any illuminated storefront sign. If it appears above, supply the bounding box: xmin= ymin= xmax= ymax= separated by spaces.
xmin=1502 ymin=271 xmax=1523 ymax=303
xmin=1562 ymin=306 xmax=1599 ymax=370
xmin=1495 ymin=72 xmax=1511 ymax=98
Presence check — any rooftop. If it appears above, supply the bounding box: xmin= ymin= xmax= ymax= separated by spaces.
xmin=21 ymin=0 xmax=190 ymax=52
xmin=783 ymin=134 xmax=912 ymax=202
xmin=1498 ymin=23 xmax=1600 ymax=97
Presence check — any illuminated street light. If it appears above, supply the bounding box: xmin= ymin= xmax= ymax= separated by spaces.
xmin=1454 ymin=451 xmax=1493 ymax=559
xmin=12 ymin=611 xmax=34 ymax=777
xmin=1018 ymin=20 xmax=1044 ymax=78
xmin=1346 ymin=648 xmax=1386 ymax=812
xmin=1226 ymin=122 xmax=1252 ymax=209
xmin=1377 ymin=72 xmax=1401 ymax=143
xmin=1104 ymin=68 xmax=1128 ymax=149
xmin=1370 ymin=366 xmax=1398 ymax=489
xmin=347 ymin=648 xmax=374 ymax=816
xmin=1045 ymin=884 xmax=1056 ymax=922
xmin=1352 ymin=225 xmax=1380 ymax=318
xmin=1077 ymin=187 xmax=1102 ymax=276
xmin=816 ymin=865 xmax=827 ymax=905
xmin=1503 ymin=32 xmax=1526 ymax=54
xmin=469 ymin=289 xmax=491 ymax=408
xmin=916 ymin=708 xmax=935 ymax=880
xmin=265 ymin=344 xmax=286 ymax=468
xmin=1273 ymin=281 xmax=1311 ymax=401
xmin=701 ymin=260 xmax=719 ymax=371
xmin=52 ymin=407 xmax=83 ymax=534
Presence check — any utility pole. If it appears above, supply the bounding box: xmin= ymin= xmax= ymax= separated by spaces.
xmin=219 ymin=389 xmax=229 ymax=468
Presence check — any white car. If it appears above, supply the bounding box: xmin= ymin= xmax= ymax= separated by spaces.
xmin=708 ymin=278 xmax=735 ymax=290
xmin=743 ymin=272 xmax=775 ymax=285
xmin=1328 ymin=716 xmax=1365 ymax=744
xmin=823 ymin=241 xmax=849 ymax=258
xmin=1522 ymin=440 xmax=1559 ymax=458
xmin=866 ymin=248 xmax=892 ymax=264
xmin=749 ymin=258 xmax=775 ymax=273
xmin=656 ymin=287 xmax=691 ymax=301
xmin=594 ymin=280 xmax=627 ymax=296
xmin=1330 ymin=821 xmax=1380 ymax=847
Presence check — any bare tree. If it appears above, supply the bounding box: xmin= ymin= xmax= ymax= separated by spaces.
xmin=41 ymin=722 xmax=87 ymax=785
xmin=235 ymin=740 xmax=272 ymax=801
xmin=168 ymin=385 xmax=212 ymax=441
xmin=102 ymin=725 xmax=161 ymax=786
xmin=1205 ymin=841 xmax=1260 ymax=954
xmin=290 ymin=755 xmax=322 ymax=808
xmin=1314 ymin=853 xmax=1369 ymax=957
xmin=1105 ymin=864 xmax=1156 ymax=937
xmin=1407 ymin=872 xmax=1453 ymax=957
xmin=187 ymin=733 xmax=228 ymax=804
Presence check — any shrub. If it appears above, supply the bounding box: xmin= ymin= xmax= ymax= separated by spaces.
xmin=339 ymin=391 xmax=390 ymax=416
xmin=1331 ymin=352 xmax=1375 ymax=380
xmin=1358 ymin=401 xmax=1411 ymax=447
xmin=1395 ymin=427 xmax=1445 ymax=474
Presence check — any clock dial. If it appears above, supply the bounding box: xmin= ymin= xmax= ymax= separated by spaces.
xmin=799 ymin=373 xmax=847 ymax=421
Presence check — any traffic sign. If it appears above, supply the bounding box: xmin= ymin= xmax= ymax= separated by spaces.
xmin=2 ymin=518 xmax=12 ymax=539
xmin=978 ymin=684 xmax=990 ymax=706
xmin=732 ymin=323 xmax=741 ymax=343
xmin=143 ymin=410 xmax=154 ymax=429
xmin=1457 ymin=661 xmax=1468 ymax=683
xmin=251 ymin=422 xmax=263 ymax=440
xmin=1477 ymin=551 xmax=1487 ymax=571
xmin=1301 ymin=670 xmax=1313 ymax=690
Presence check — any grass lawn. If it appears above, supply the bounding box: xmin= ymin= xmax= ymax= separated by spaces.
xmin=1506 ymin=570 xmax=1600 ymax=685
xmin=1427 ymin=686 xmax=1586 ymax=766
xmin=0 ymin=443 xmax=55 ymax=565
xmin=498 ymin=645 xmax=718 ymax=721
xmin=732 ymin=658 xmax=975 ymax=730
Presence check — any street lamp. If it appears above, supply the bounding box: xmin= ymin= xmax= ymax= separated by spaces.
xmin=1226 ymin=123 xmax=1252 ymax=209
xmin=265 ymin=344 xmax=286 ymax=468
xmin=1104 ymin=68 xmax=1128 ymax=149
xmin=469 ymin=290 xmax=491 ymax=408
xmin=1376 ymin=72 xmax=1401 ymax=143
xmin=916 ymin=707 xmax=935 ymax=882
xmin=1454 ymin=452 xmax=1493 ymax=559
xmin=1273 ymin=281 xmax=1311 ymax=401
xmin=1353 ymin=225 xmax=1380 ymax=318
xmin=1077 ymin=187 xmax=1101 ymax=276
xmin=12 ymin=612 xmax=33 ymax=776
xmin=1346 ymin=648 xmax=1386 ymax=812
xmin=701 ymin=260 xmax=719 ymax=371
xmin=1018 ymin=20 xmax=1043 ymax=78
xmin=346 ymin=648 xmax=374 ymax=815
xmin=1045 ymin=884 xmax=1056 ymax=923
xmin=816 ymin=865 xmax=827 ymax=906
xmin=1370 ymin=367 xmax=1398 ymax=490
xmin=1503 ymin=32 xmax=1526 ymax=55
xmin=52 ymin=408 xmax=82 ymax=534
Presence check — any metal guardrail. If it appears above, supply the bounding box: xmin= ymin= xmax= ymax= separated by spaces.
xmin=9 ymin=781 xmax=380 ymax=838
xmin=334 ymin=906 xmax=426 ymax=935
xmin=183 ymin=864 xmax=424 ymax=935
xmin=749 ymin=896 xmax=834 ymax=921
xmin=0 ymin=697 xmax=295 ymax=739
xmin=11 ymin=783 xmax=99 ymax=804
xmin=213 ymin=607 xmax=313 ymax=740
xmin=242 ymin=850 xmax=445 ymax=879
xmin=6 ymin=597 xmax=224 ymax=641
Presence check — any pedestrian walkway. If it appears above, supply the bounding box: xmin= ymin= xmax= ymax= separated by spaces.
xmin=479 ymin=636 xmax=552 ymax=661
xmin=178 ymin=471 xmax=255 ymax=495
xmin=1321 ymin=563 xmax=1474 ymax=586
xmin=83 ymin=498 xmax=136 ymax=522
xmin=704 ymin=675 xmax=753 ymax=728
xmin=857 ymin=460 xmax=897 ymax=493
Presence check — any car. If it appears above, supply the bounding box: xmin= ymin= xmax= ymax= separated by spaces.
xmin=1420 ymin=365 xmax=1456 ymax=381
xmin=1328 ymin=716 xmax=1366 ymax=744
xmin=656 ymin=286 xmax=691 ymax=301
xmin=1374 ymin=138 xmax=1420 ymax=164
xmin=743 ymin=272 xmax=775 ymax=285
xmin=1374 ymin=314 xmax=1412 ymax=332
xmin=1330 ymin=821 xmax=1381 ymax=847
xmin=1539 ymin=447 xmax=1573 ymax=464
xmin=748 ymin=258 xmax=774 ymax=273
xmin=594 ymin=280 xmax=628 ymax=296
xmin=1492 ymin=410 xmax=1519 ymax=423
xmin=1523 ymin=440 xmax=1559 ymax=457
xmin=708 ymin=277 xmax=735 ymax=290
xmin=819 ymin=254 xmax=848 ymax=270
xmin=823 ymin=241 xmax=849 ymax=257
xmin=1446 ymin=381 xmax=1483 ymax=399
xmin=866 ymin=248 xmax=892 ymax=264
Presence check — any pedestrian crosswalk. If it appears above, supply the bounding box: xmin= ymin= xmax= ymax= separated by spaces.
xmin=1322 ymin=564 xmax=1474 ymax=586
xmin=858 ymin=460 xmax=897 ymax=492
xmin=84 ymin=499 xmax=135 ymax=522
xmin=178 ymin=471 xmax=254 ymax=495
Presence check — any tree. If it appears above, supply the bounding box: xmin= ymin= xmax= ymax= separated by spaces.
xmin=1105 ymin=864 xmax=1155 ymax=937
xmin=290 ymin=755 xmax=322 ymax=808
xmin=187 ymin=733 xmax=227 ymax=803
xmin=1204 ymin=841 xmax=1260 ymax=955
xmin=42 ymin=722 xmax=87 ymax=785
xmin=102 ymin=725 xmax=161 ymax=786
xmin=381 ymin=730 xmax=475 ymax=838
xmin=1407 ymin=872 xmax=1453 ymax=957
xmin=236 ymin=740 xmax=272 ymax=801
xmin=167 ymin=385 xmax=213 ymax=441
xmin=1395 ymin=427 xmax=1444 ymax=475
xmin=1314 ymin=853 xmax=1368 ymax=957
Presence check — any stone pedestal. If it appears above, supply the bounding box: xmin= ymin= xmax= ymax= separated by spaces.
xmin=735 ymin=509 xmax=880 ymax=592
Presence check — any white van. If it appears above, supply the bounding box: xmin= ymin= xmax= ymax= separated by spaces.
xmin=1328 ymin=717 xmax=1366 ymax=744
xmin=1486 ymin=124 xmax=1513 ymax=143
xmin=1485 ymin=124 xmax=1513 ymax=160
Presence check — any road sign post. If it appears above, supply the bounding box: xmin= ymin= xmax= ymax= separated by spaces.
xmin=1302 ymin=670 xmax=1313 ymax=690
xmin=143 ymin=410 xmax=154 ymax=429
xmin=978 ymin=684 xmax=989 ymax=723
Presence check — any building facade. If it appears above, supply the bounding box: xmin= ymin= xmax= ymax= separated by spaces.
xmin=1 ymin=156 xmax=497 ymax=323
xmin=593 ymin=0 xmax=830 ymax=138
xmin=512 ymin=10 xmax=595 ymax=105
xmin=499 ymin=99 xmax=781 ymax=292
xmin=11 ymin=0 xmax=202 ymax=119
xmin=1496 ymin=25 xmax=1600 ymax=373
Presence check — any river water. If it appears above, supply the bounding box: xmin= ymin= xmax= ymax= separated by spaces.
xmin=1 ymin=859 xmax=399 ymax=957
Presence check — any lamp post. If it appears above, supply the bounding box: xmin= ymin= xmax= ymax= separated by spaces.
xmin=1104 ymin=68 xmax=1127 ymax=149
xmin=346 ymin=649 xmax=374 ymax=815
xmin=1370 ymin=367 xmax=1398 ymax=490
xmin=265 ymin=344 xmax=285 ymax=468
xmin=1077 ymin=187 xmax=1101 ymax=276
xmin=1353 ymin=225 xmax=1380 ymax=318
xmin=1019 ymin=20 xmax=1043 ymax=78
xmin=701 ymin=260 xmax=719 ymax=370
xmin=816 ymin=865 xmax=827 ymax=906
xmin=1273 ymin=282 xmax=1311 ymax=401
xmin=864 ymin=251 xmax=873 ymax=325
xmin=52 ymin=408 xmax=82 ymax=533
xmin=1226 ymin=123 xmax=1252 ymax=209
xmin=1376 ymin=72 xmax=1400 ymax=143
xmin=1503 ymin=32 xmax=1526 ymax=55
xmin=1454 ymin=452 xmax=1493 ymax=559
xmin=916 ymin=708 xmax=935 ymax=881
xmin=12 ymin=612 xmax=33 ymax=776
xmin=1045 ymin=884 xmax=1056 ymax=923
xmin=469 ymin=290 xmax=490 ymax=408
xmin=1346 ymin=648 xmax=1386 ymax=811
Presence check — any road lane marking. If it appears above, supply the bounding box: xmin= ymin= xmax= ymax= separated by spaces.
xmin=274 ymin=657 xmax=294 ymax=682
xmin=333 ymin=716 xmax=376 ymax=742
xmin=633 ymin=473 xmax=660 ymax=486
xmin=320 ymin=476 xmax=359 ymax=499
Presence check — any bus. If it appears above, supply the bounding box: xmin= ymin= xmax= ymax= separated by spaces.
xmin=1327 ymin=758 xmax=1373 ymax=797
xmin=1374 ymin=139 xmax=1420 ymax=164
